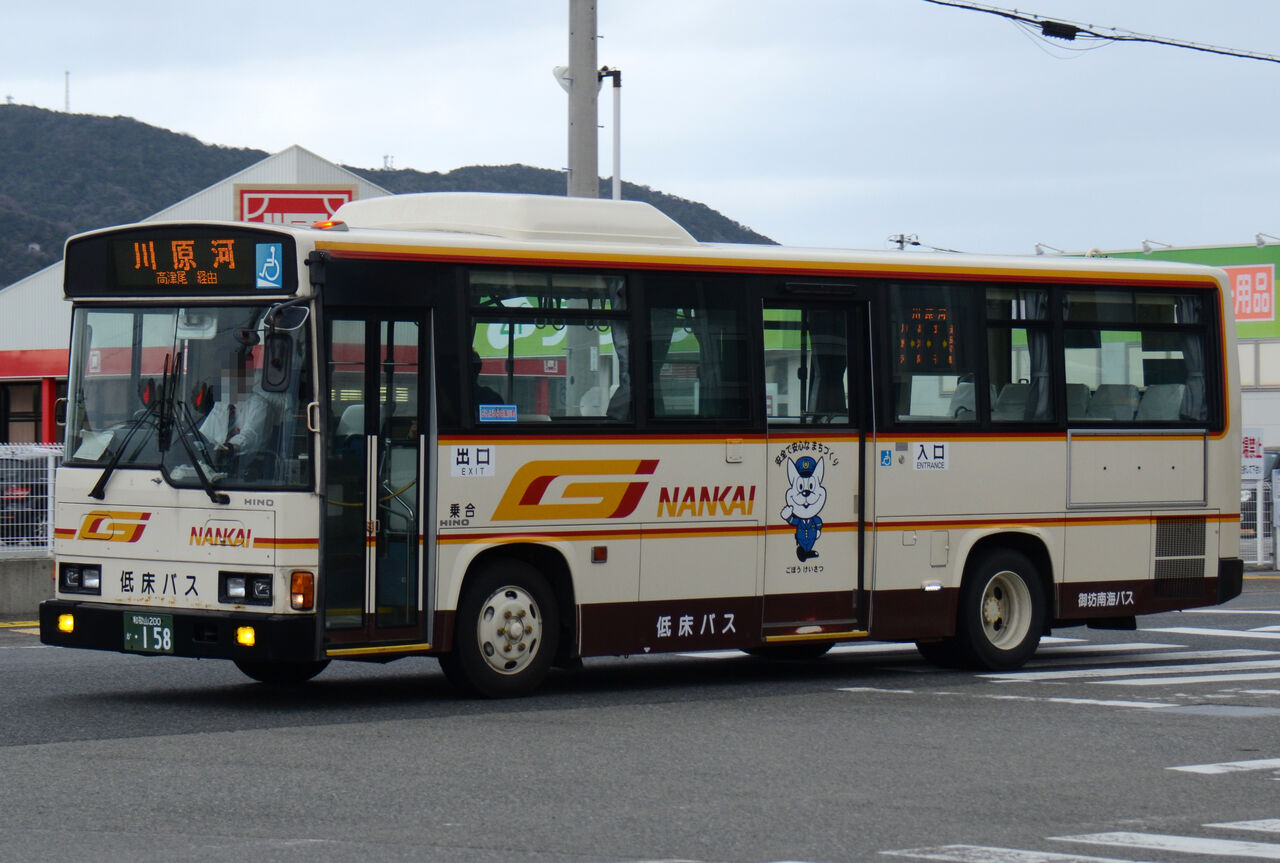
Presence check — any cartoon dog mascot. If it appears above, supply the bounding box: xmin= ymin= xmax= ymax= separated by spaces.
xmin=781 ymin=455 xmax=826 ymax=561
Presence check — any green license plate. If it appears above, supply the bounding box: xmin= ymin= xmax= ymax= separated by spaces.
xmin=123 ymin=612 xmax=174 ymax=654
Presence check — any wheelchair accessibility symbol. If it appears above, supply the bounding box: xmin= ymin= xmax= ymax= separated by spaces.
xmin=255 ymin=243 xmax=283 ymax=289
xmin=880 ymin=449 xmax=892 ymax=467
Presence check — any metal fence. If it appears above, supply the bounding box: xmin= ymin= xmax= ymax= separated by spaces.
xmin=0 ymin=444 xmax=62 ymax=557
xmin=1241 ymin=477 xmax=1274 ymax=568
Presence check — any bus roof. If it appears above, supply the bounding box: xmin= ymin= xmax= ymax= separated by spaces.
xmin=331 ymin=192 xmax=698 ymax=246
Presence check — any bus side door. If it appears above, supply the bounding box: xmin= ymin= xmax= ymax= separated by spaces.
xmin=762 ymin=299 xmax=868 ymax=641
xmin=323 ymin=310 xmax=428 ymax=648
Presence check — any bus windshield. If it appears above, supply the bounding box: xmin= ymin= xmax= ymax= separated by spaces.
xmin=64 ymin=304 xmax=312 ymax=491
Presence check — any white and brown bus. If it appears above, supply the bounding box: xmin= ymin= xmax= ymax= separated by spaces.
xmin=40 ymin=193 xmax=1243 ymax=696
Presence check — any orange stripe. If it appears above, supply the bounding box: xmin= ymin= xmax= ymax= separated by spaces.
xmin=317 ymin=242 xmax=1224 ymax=288
xmin=251 ymin=538 xmax=320 ymax=549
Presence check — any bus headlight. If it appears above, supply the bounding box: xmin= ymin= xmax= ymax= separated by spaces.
xmin=220 ymin=572 xmax=272 ymax=605
xmin=59 ymin=563 xmax=102 ymax=595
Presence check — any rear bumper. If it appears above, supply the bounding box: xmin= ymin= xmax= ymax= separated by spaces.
xmin=1218 ymin=557 xmax=1244 ymax=604
xmin=39 ymin=600 xmax=320 ymax=662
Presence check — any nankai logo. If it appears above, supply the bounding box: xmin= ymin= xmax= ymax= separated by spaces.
xmin=76 ymin=510 xmax=151 ymax=543
xmin=493 ymin=459 xmax=659 ymax=521
xmin=190 ymin=521 xmax=253 ymax=548
xmin=657 ymin=485 xmax=756 ymax=518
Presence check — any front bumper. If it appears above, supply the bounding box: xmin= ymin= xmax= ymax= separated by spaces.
xmin=39 ymin=600 xmax=320 ymax=663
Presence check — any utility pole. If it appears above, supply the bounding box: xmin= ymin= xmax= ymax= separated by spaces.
xmin=566 ymin=0 xmax=599 ymax=198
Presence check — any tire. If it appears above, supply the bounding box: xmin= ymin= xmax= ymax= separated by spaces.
xmin=234 ymin=658 xmax=329 ymax=685
xmin=955 ymin=549 xmax=1045 ymax=670
xmin=439 ymin=560 xmax=559 ymax=698
xmin=914 ymin=637 xmax=966 ymax=668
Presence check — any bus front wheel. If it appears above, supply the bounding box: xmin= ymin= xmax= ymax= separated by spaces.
xmin=955 ymin=549 xmax=1045 ymax=671
xmin=440 ymin=561 xmax=560 ymax=698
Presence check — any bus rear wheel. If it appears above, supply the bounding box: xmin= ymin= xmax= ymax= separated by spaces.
xmin=440 ymin=561 xmax=559 ymax=698
xmin=234 ymin=658 xmax=329 ymax=685
xmin=955 ymin=549 xmax=1045 ymax=670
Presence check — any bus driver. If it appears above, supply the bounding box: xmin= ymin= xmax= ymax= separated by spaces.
xmin=197 ymin=349 xmax=279 ymax=460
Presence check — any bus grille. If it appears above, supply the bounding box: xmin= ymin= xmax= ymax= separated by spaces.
xmin=1153 ymin=517 xmax=1206 ymax=599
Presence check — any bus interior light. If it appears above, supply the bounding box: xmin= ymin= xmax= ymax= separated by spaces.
xmin=290 ymin=571 xmax=314 ymax=611
xmin=57 ymin=614 xmax=74 ymax=633
xmin=235 ymin=626 xmax=256 ymax=647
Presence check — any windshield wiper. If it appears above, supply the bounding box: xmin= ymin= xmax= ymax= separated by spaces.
xmin=152 ymin=353 xmax=228 ymax=505
xmin=87 ymin=395 xmax=160 ymax=501
xmin=165 ymin=399 xmax=229 ymax=505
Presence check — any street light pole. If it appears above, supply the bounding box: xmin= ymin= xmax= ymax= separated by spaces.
xmin=599 ymin=66 xmax=621 ymax=200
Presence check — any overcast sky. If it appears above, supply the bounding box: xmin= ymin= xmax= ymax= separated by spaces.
xmin=4 ymin=1 xmax=1279 ymax=255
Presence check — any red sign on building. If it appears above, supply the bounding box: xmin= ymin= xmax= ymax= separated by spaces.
xmin=1224 ymin=264 xmax=1275 ymax=323
xmin=236 ymin=185 xmax=356 ymax=227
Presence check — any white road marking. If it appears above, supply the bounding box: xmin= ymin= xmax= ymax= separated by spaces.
xmin=1148 ymin=626 xmax=1280 ymax=641
xmin=837 ymin=687 xmax=1173 ymax=709
xmin=983 ymin=694 xmax=1174 ymax=709
xmin=984 ymin=657 xmax=1280 ymax=682
xmin=1182 ymin=609 xmax=1280 ymax=615
xmin=1211 ymin=821 xmax=1280 ymax=834
xmin=1098 ymin=670 xmax=1280 ymax=686
xmin=1169 ymin=757 xmax=1280 ymax=774
xmin=881 ymin=844 xmax=1156 ymax=862
xmin=1054 ymin=830 xmax=1280 ymax=858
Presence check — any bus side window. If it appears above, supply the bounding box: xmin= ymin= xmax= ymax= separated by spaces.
xmin=986 ymin=287 xmax=1051 ymax=423
xmin=763 ymin=306 xmax=849 ymax=423
xmin=647 ymin=278 xmax=749 ymax=420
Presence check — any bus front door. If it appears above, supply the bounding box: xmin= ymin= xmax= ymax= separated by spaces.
xmin=762 ymin=300 xmax=867 ymax=644
xmin=323 ymin=312 xmax=427 ymax=650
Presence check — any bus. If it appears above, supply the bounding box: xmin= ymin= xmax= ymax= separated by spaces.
xmin=40 ymin=192 xmax=1243 ymax=696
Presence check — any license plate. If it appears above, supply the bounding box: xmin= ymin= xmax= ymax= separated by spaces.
xmin=123 ymin=612 xmax=174 ymax=654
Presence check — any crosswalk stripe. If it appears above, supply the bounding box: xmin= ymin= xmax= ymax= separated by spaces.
xmin=1054 ymin=830 xmax=1280 ymax=858
xmin=1211 ymin=821 xmax=1280 ymax=834
xmin=1169 ymin=757 xmax=1280 ymax=774
xmin=880 ymin=844 xmax=1151 ymax=862
xmin=1098 ymin=670 xmax=1280 ymax=686
xmin=983 ymin=657 xmax=1280 ymax=682
xmin=1148 ymin=626 xmax=1280 ymax=641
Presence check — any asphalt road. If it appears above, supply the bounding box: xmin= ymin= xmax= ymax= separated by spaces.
xmin=1 ymin=577 xmax=1278 ymax=863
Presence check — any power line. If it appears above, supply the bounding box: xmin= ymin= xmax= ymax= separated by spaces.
xmin=921 ymin=0 xmax=1280 ymax=65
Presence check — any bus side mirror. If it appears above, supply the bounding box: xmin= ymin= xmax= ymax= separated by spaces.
xmin=262 ymin=333 xmax=293 ymax=393
xmin=54 ymin=398 xmax=68 ymax=427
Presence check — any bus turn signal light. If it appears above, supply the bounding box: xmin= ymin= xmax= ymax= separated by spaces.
xmin=236 ymin=626 xmax=256 ymax=647
xmin=58 ymin=614 xmax=74 ymax=633
xmin=291 ymin=571 xmax=315 ymax=611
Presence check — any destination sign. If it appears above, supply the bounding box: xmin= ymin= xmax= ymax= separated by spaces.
xmin=897 ymin=304 xmax=957 ymax=372
xmin=65 ymin=226 xmax=298 ymax=297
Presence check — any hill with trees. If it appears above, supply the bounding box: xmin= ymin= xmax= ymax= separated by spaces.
xmin=0 ymin=104 xmax=772 ymax=288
